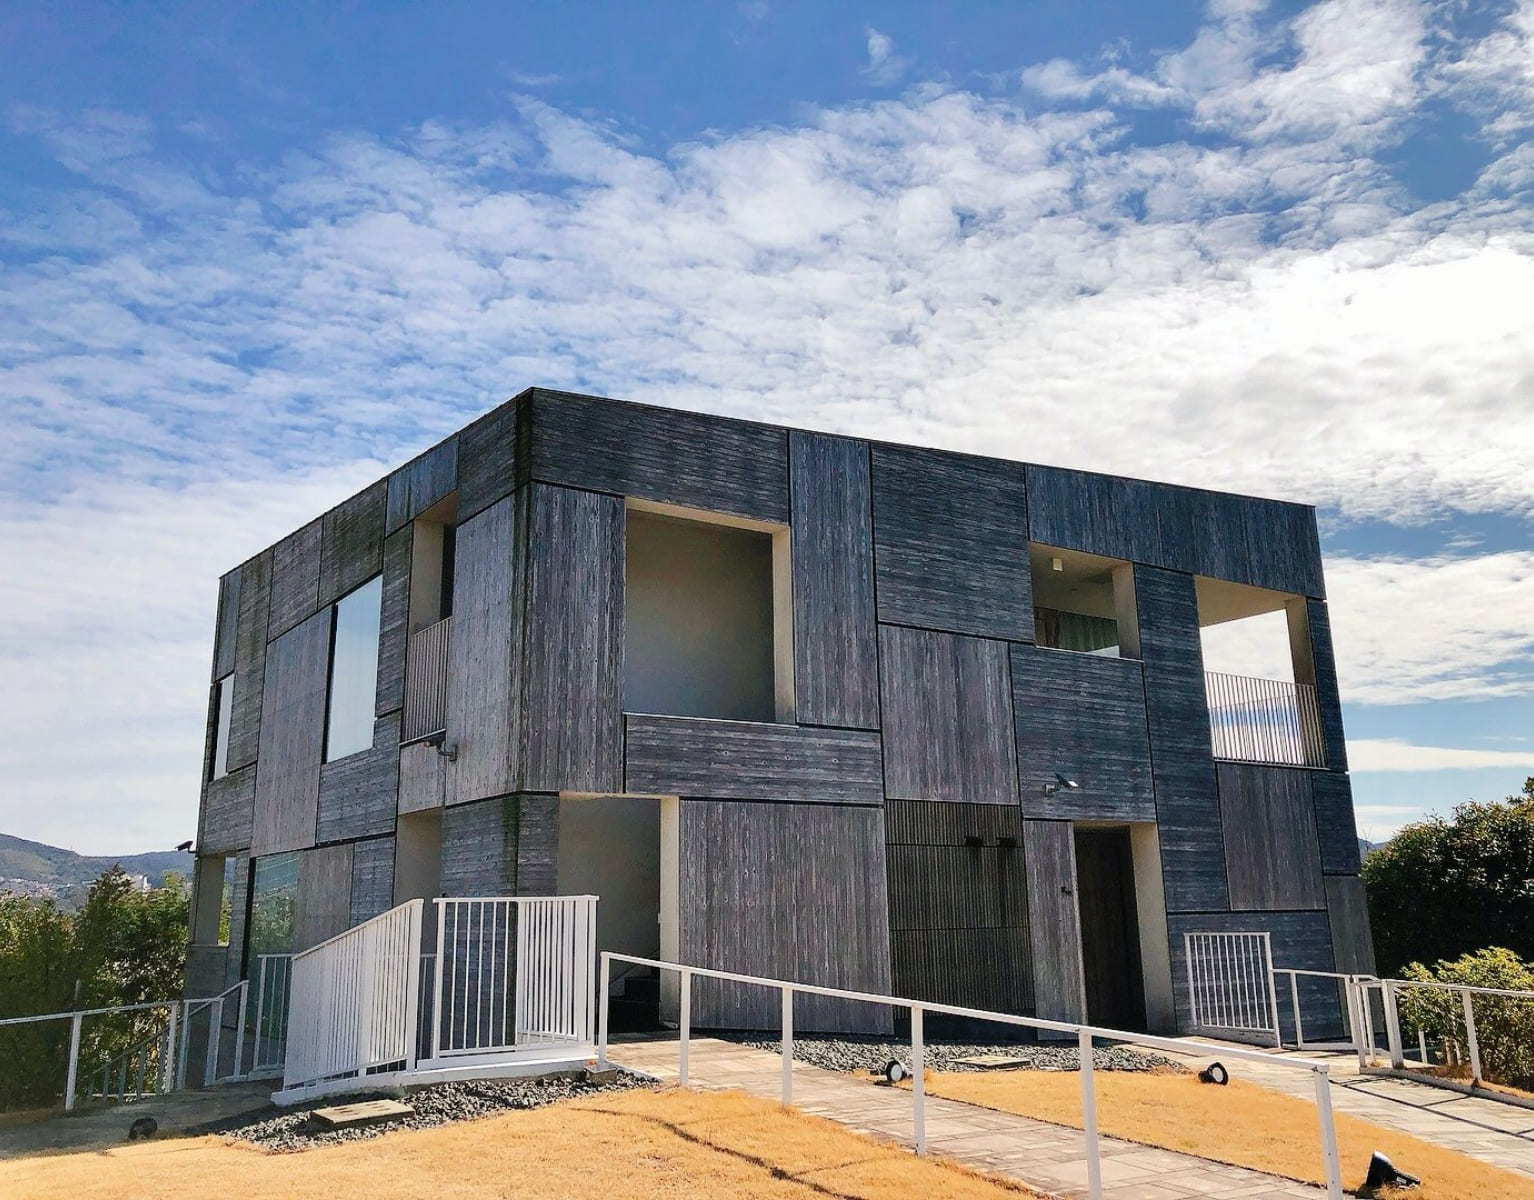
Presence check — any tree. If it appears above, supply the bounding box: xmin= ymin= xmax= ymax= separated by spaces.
xmin=1362 ymin=778 xmax=1534 ymax=976
xmin=0 ymin=868 xmax=189 ymax=1110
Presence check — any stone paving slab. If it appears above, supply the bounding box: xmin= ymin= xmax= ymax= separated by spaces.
xmin=609 ymin=1037 xmax=1321 ymax=1200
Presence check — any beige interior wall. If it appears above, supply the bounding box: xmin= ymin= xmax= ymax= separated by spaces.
xmin=557 ymin=795 xmax=662 ymax=969
xmin=1129 ymin=822 xmax=1176 ymax=1032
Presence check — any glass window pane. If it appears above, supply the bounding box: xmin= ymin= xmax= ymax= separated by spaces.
xmin=325 ymin=575 xmax=382 ymax=762
xmin=211 ymin=674 xmax=234 ymax=779
xmin=247 ymin=851 xmax=298 ymax=962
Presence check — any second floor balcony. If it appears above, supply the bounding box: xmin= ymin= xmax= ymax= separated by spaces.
xmin=1205 ymin=670 xmax=1326 ymax=768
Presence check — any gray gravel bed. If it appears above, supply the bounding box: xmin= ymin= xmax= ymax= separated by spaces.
xmin=189 ymin=1070 xmax=652 ymax=1152
xmin=716 ymin=1032 xmax=1185 ymax=1076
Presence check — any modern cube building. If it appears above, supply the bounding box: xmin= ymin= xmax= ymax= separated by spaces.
xmin=187 ymin=388 xmax=1374 ymax=1037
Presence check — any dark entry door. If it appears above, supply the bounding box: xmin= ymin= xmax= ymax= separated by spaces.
xmin=1073 ymin=827 xmax=1146 ymax=1031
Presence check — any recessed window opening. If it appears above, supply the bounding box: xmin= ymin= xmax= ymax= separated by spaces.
xmin=210 ymin=673 xmax=234 ymax=780
xmin=324 ymin=575 xmax=382 ymax=762
xmin=623 ymin=503 xmax=787 ymax=723
xmin=1029 ymin=545 xmax=1133 ymax=658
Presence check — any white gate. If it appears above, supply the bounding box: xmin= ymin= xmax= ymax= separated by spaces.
xmin=1183 ymin=931 xmax=1282 ymax=1045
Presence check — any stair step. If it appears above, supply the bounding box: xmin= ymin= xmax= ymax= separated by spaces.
xmin=621 ymin=976 xmax=661 ymax=1003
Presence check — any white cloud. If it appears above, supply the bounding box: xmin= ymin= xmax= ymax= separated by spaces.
xmin=1349 ymin=738 xmax=1534 ymax=771
xmin=863 ymin=27 xmax=910 ymax=86
xmin=1 ymin=2 xmax=1533 ymax=849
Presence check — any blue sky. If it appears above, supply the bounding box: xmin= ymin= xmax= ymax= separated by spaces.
xmin=1 ymin=0 xmax=1532 ymax=853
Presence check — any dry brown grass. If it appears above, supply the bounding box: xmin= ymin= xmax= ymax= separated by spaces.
xmin=1412 ymin=1064 xmax=1534 ymax=1103
xmin=926 ymin=1068 xmax=1531 ymax=1200
xmin=0 ymin=1086 xmax=1038 ymax=1200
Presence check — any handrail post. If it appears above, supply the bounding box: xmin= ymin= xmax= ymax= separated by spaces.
xmin=233 ymin=980 xmax=249 ymax=1079
xmin=431 ymin=900 xmax=446 ymax=1063
xmin=780 ymin=986 xmax=793 ymax=1106
xmin=64 ymin=1012 xmax=82 ymax=1113
xmin=205 ymin=998 xmax=222 ymax=1086
xmin=162 ymin=1001 xmax=179 ymax=1092
xmin=910 ymin=1004 xmax=925 ymax=1156
xmin=1288 ymin=972 xmax=1305 ymax=1048
xmin=678 ymin=968 xmax=692 ymax=1086
xmin=1263 ymin=933 xmax=1282 ymax=1047
xmin=597 ymin=952 xmax=611 ymax=1069
xmin=1462 ymin=988 xmax=1482 ymax=1084
xmin=1313 ymin=1065 xmax=1343 ymax=1199
xmin=176 ymin=1000 xmax=192 ymax=1090
xmin=1383 ymin=980 xmax=1403 ymax=1069
xmin=1079 ymin=1028 xmax=1102 ymax=1200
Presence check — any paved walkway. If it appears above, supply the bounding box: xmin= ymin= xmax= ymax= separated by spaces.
xmin=1162 ymin=1044 xmax=1534 ymax=1182
xmin=610 ymin=1037 xmax=1322 ymax=1199
xmin=0 ymin=1081 xmax=275 ymax=1159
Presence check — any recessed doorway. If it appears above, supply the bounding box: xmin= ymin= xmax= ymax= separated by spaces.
xmin=1074 ymin=826 xmax=1147 ymax=1031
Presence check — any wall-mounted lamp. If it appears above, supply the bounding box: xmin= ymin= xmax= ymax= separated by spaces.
xmin=1041 ymin=772 xmax=1080 ymax=797
xmin=424 ymin=731 xmax=459 ymax=762
xmin=963 ymin=834 xmax=984 ymax=848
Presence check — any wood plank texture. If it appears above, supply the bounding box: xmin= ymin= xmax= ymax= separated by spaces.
xmin=213 ymin=570 xmax=240 ymax=680
xmin=515 ymin=794 xmax=559 ymax=895
xmin=1135 ymin=565 xmax=1230 ymax=913
xmin=1305 ymin=599 xmax=1349 ymax=771
xmin=398 ymin=742 xmax=446 ymax=814
xmin=1023 ymin=819 xmax=1086 ymax=1026
xmin=528 ymin=389 xmax=789 ymax=522
xmin=878 ymin=627 xmax=1018 ymax=805
xmin=1216 ymin=763 xmax=1326 ymax=911
xmin=386 ymin=436 xmax=459 ymax=533
xmin=294 ymin=844 xmax=353 ymax=952
xmin=316 ymin=713 xmax=402 ymax=844
xmin=444 ymin=495 xmax=519 ymax=806
xmin=226 ymin=549 xmax=271 ymax=771
xmin=871 ymin=444 xmax=1031 ymax=640
xmin=456 ymin=397 xmax=527 ymax=523
xmin=1311 ymin=771 xmax=1362 ymax=875
xmin=1325 ymin=874 xmax=1377 ymax=975
xmin=890 ymin=929 xmax=1033 ymax=1016
xmin=375 ymin=527 xmax=411 ymax=717
xmin=223 ymin=856 xmax=250 ymax=988
xmin=440 ymin=795 xmax=518 ymax=896
xmin=199 ymin=766 xmax=255 ymax=855
xmin=1011 ymin=645 xmax=1154 ymax=821
xmin=789 ymin=432 xmax=879 ymax=729
xmin=349 ymin=836 xmax=396 ymax=926
xmin=251 ymin=610 xmax=331 ymax=854
xmin=318 ymin=481 xmax=386 ymax=608
xmin=267 ymin=518 xmax=323 ymax=640
xmin=681 ymin=800 xmax=892 ymax=1033
xmin=521 ymin=485 xmax=625 ymax=793
xmin=624 ymin=715 xmax=883 ymax=804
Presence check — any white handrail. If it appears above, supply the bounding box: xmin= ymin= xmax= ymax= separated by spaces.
xmin=597 ymin=951 xmax=1346 ymax=1200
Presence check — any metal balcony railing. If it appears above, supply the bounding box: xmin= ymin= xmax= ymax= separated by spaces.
xmin=403 ymin=615 xmax=451 ymax=742
xmin=1205 ymin=670 xmax=1326 ymax=767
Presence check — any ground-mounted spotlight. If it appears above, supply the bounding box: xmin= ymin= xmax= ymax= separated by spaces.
xmin=1363 ymin=1151 xmax=1420 ymax=1191
xmin=1197 ymin=1061 xmax=1229 ymax=1085
xmin=881 ymin=1060 xmax=909 ymax=1085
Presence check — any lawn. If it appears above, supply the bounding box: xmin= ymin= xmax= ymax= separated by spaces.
xmin=925 ymin=1067 xmax=1531 ymax=1200
xmin=1 ymin=1086 xmax=1036 ymax=1200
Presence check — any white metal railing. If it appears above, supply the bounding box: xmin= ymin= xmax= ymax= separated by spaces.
xmin=0 ymin=999 xmax=184 ymax=1113
xmin=1372 ymin=976 xmax=1534 ymax=1086
xmin=1205 ymin=671 xmax=1325 ymax=767
xmin=402 ymin=616 xmax=451 ymax=741
xmin=284 ymin=901 xmax=424 ymax=1090
xmin=1184 ymin=932 xmax=1284 ymax=1044
xmin=598 ymin=952 xmax=1346 ymax=1200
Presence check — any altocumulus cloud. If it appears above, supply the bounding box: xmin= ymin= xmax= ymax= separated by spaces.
xmin=1 ymin=0 xmax=1533 ymax=849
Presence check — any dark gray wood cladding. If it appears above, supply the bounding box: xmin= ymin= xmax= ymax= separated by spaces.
xmin=294 ymin=844 xmax=353 ymax=952
xmin=871 ymin=444 xmax=1031 ymax=640
xmin=213 ymin=570 xmax=240 ymax=681
xmin=1027 ymin=466 xmax=1325 ymax=599
xmin=199 ymin=766 xmax=255 ymax=855
xmin=1217 ymin=763 xmax=1325 ymax=911
xmin=879 ymin=627 xmax=1018 ymax=806
xmin=386 ymin=435 xmax=459 ymax=533
xmin=440 ymin=795 xmax=519 ymax=896
xmin=226 ymin=549 xmax=271 ymax=771
xmin=350 ymin=836 xmax=396 ymax=925
xmin=1325 ymin=875 xmax=1376 ymax=976
xmin=316 ymin=713 xmax=402 ymax=844
xmin=1135 ymin=565 xmax=1230 ymax=913
xmin=528 ymin=389 xmax=789 ymax=523
xmin=885 ymin=800 xmax=1025 ymax=846
xmin=267 ymin=518 xmax=324 ymax=640
xmin=1311 ymin=772 xmax=1362 ymax=875
xmin=515 ymin=795 xmax=559 ymax=896
xmin=1011 ymin=646 xmax=1154 ymax=821
xmin=318 ymin=481 xmax=386 ymax=608
xmin=891 ymin=929 xmax=1033 ymax=1016
xmin=251 ymin=609 xmax=331 ymax=855
xmin=521 ymin=484 xmax=624 ymax=793
xmin=1023 ymin=819 xmax=1086 ymax=1026
xmin=1305 ymin=599 xmax=1348 ymax=771
xmin=681 ymin=800 xmax=892 ymax=1033
xmin=624 ymin=715 xmax=883 ymax=804
xmin=456 ymin=396 xmax=528 ymax=523
xmin=445 ymin=495 xmax=519 ymax=806
xmin=375 ymin=527 xmax=411 ymax=717
xmin=790 ymin=432 xmax=879 ymax=729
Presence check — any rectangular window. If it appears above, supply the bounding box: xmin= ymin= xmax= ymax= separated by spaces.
xmin=324 ymin=575 xmax=382 ymax=762
xmin=210 ymin=674 xmax=234 ymax=779
xmin=246 ymin=851 xmax=299 ymax=963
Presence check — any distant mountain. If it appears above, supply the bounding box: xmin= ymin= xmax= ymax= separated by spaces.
xmin=1358 ymin=837 xmax=1387 ymax=859
xmin=0 ymin=833 xmax=189 ymax=905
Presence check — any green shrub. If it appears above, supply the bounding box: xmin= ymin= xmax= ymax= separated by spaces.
xmin=1395 ymin=947 xmax=1534 ymax=1088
